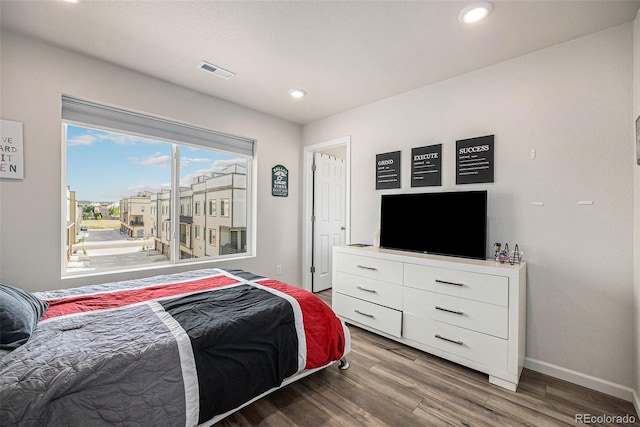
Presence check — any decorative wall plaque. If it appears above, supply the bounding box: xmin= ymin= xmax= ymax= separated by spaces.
xmin=456 ymin=135 xmax=494 ymax=185
xmin=411 ymin=144 xmax=441 ymax=187
xmin=272 ymin=164 xmax=288 ymax=197
xmin=0 ymin=119 xmax=24 ymax=180
xmin=376 ymin=151 xmax=401 ymax=190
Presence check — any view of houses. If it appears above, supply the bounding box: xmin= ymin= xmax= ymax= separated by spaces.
xmin=66 ymin=163 xmax=247 ymax=271
xmin=120 ymin=163 xmax=247 ymax=259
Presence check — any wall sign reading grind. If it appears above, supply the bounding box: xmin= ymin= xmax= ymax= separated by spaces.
xmin=411 ymin=144 xmax=441 ymax=187
xmin=456 ymin=135 xmax=494 ymax=185
xmin=376 ymin=151 xmax=401 ymax=189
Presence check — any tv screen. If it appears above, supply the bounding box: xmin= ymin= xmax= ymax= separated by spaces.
xmin=379 ymin=191 xmax=487 ymax=260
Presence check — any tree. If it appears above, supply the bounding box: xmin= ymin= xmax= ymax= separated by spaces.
xmin=82 ymin=205 xmax=95 ymax=220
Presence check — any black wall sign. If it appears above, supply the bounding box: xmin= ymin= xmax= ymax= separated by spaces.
xmin=376 ymin=151 xmax=401 ymax=189
xmin=272 ymin=164 xmax=289 ymax=197
xmin=456 ymin=135 xmax=494 ymax=185
xmin=411 ymin=144 xmax=441 ymax=187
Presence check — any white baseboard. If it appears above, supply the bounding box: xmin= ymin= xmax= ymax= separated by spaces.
xmin=525 ymin=357 xmax=636 ymax=403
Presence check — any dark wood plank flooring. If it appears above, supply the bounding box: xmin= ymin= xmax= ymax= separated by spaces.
xmin=216 ymin=290 xmax=639 ymax=426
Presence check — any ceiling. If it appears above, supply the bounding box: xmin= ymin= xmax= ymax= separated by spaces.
xmin=1 ymin=1 xmax=639 ymax=125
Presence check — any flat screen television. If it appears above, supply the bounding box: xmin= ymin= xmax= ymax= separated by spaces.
xmin=379 ymin=190 xmax=487 ymax=260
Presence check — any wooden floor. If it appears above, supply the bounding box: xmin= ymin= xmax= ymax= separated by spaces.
xmin=216 ymin=290 xmax=639 ymax=427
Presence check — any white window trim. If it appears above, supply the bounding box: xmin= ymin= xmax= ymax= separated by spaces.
xmin=61 ymin=97 xmax=257 ymax=279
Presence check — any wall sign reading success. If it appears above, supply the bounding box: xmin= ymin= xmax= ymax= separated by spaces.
xmin=0 ymin=119 xmax=24 ymax=180
xmin=456 ymin=135 xmax=494 ymax=185
xmin=376 ymin=151 xmax=401 ymax=190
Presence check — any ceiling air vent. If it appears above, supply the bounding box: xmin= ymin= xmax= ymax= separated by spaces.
xmin=199 ymin=61 xmax=235 ymax=80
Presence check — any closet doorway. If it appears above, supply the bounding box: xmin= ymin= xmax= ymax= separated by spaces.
xmin=302 ymin=136 xmax=351 ymax=293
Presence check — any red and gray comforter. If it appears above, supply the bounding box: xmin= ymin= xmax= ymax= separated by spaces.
xmin=0 ymin=268 xmax=350 ymax=426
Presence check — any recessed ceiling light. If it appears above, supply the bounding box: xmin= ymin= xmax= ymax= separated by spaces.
xmin=289 ymin=89 xmax=307 ymax=99
xmin=458 ymin=1 xmax=493 ymax=24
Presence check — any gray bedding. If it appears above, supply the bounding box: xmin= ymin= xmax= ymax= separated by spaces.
xmin=0 ymin=302 xmax=193 ymax=426
xmin=0 ymin=268 xmax=350 ymax=427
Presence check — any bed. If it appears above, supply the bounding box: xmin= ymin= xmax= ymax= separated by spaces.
xmin=0 ymin=268 xmax=351 ymax=426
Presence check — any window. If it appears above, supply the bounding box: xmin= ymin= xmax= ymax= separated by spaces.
xmin=221 ymin=199 xmax=230 ymax=217
xmin=62 ymin=96 xmax=253 ymax=276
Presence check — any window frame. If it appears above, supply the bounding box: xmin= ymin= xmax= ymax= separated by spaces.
xmin=220 ymin=198 xmax=230 ymax=218
xmin=61 ymin=97 xmax=256 ymax=278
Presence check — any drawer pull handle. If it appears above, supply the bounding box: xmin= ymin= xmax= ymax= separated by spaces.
xmin=435 ymin=279 xmax=464 ymax=287
xmin=354 ymin=309 xmax=375 ymax=318
xmin=356 ymin=286 xmax=377 ymax=293
xmin=435 ymin=334 xmax=463 ymax=346
xmin=356 ymin=265 xmax=378 ymax=271
xmin=435 ymin=306 xmax=464 ymax=315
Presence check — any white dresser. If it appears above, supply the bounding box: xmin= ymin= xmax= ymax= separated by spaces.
xmin=332 ymin=245 xmax=526 ymax=391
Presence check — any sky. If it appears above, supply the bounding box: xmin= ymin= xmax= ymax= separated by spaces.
xmin=66 ymin=124 xmax=246 ymax=202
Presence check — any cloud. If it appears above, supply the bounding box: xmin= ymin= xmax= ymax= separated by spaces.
xmin=107 ymin=182 xmax=171 ymax=200
xmin=181 ymin=157 xmax=211 ymax=167
xmin=98 ymin=133 xmax=162 ymax=145
xmin=68 ymin=126 xmax=165 ymax=147
xmin=68 ymin=134 xmax=98 ymax=146
xmin=211 ymin=158 xmax=246 ymax=170
xmin=179 ymin=158 xmax=247 ymax=187
xmin=131 ymin=152 xmax=172 ymax=168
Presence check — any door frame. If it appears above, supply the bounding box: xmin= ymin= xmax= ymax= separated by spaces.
xmin=302 ymin=136 xmax=351 ymax=292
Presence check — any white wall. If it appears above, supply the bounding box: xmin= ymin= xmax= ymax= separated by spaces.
xmin=0 ymin=31 xmax=303 ymax=291
xmin=304 ymin=24 xmax=635 ymax=395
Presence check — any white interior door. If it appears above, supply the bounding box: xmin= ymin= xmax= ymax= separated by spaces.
xmin=312 ymin=153 xmax=345 ymax=292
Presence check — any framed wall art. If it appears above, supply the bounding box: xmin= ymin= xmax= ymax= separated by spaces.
xmin=0 ymin=119 xmax=24 ymax=180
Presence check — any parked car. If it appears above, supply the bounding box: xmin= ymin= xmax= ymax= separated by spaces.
xmin=80 ymin=225 xmax=88 ymax=231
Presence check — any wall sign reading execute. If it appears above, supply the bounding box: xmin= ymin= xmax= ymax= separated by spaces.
xmin=456 ymin=135 xmax=494 ymax=185
xmin=376 ymin=151 xmax=401 ymax=189
xmin=411 ymin=144 xmax=441 ymax=187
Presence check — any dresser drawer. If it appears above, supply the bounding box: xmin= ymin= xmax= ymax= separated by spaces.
xmin=334 ymin=272 xmax=403 ymax=310
xmin=404 ymin=263 xmax=508 ymax=306
xmin=404 ymin=287 xmax=508 ymax=338
xmin=334 ymin=253 xmax=403 ymax=285
xmin=403 ymin=314 xmax=508 ymax=371
xmin=333 ymin=293 xmax=402 ymax=337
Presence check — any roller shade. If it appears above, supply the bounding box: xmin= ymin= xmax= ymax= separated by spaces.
xmin=62 ymin=95 xmax=254 ymax=157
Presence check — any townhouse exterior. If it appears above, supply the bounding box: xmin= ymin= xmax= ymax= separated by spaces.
xmin=119 ymin=191 xmax=153 ymax=238
xmin=136 ymin=164 xmax=247 ymax=259
xmin=65 ymin=187 xmax=79 ymax=261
